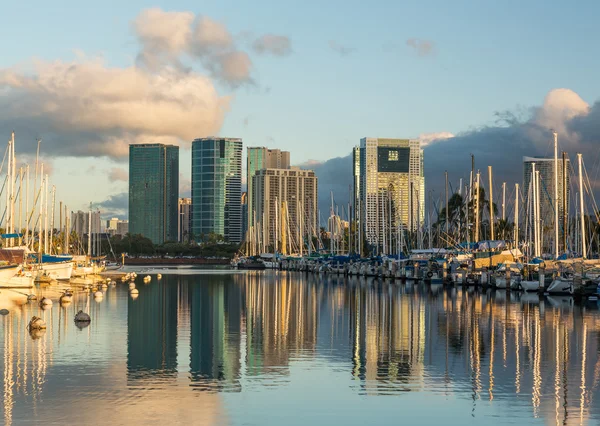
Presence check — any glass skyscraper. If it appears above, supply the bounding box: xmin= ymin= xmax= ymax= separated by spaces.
xmin=128 ymin=143 xmax=179 ymax=244
xmin=192 ymin=138 xmax=243 ymax=243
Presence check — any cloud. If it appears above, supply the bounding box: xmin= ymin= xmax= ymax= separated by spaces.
xmin=300 ymin=156 xmax=353 ymax=222
xmin=0 ymin=59 xmax=228 ymax=159
xmin=406 ymin=38 xmax=435 ymax=56
xmin=97 ymin=192 xmax=128 ymax=217
xmin=108 ymin=167 xmax=128 ymax=182
xmin=252 ymin=34 xmax=292 ymax=56
xmin=133 ymin=8 xmax=290 ymax=87
xmin=313 ymin=89 xmax=600 ymax=216
xmin=418 ymin=132 xmax=454 ymax=147
xmin=180 ymin=174 xmax=191 ymax=197
xmin=328 ymin=40 xmax=356 ymax=56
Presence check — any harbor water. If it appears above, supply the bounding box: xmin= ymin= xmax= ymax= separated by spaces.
xmin=2 ymin=267 xmax=600 ymax=425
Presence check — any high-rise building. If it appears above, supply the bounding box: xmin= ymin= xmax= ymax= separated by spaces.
xmin=523 ymin=156 xmax=571 ymax=232
xmin=241 ymin=192 xmax=248 ymax=241
xmin=191 ymin=138 xmax=243 ymax=243
xmin=354 ymin=138 xmax=424 ymax=255
xmin=252 ymin=167 xmax=317 ymax=254
xmin=71 ymin=210 xmax=102 ymax=237
xmin=106 ymin=217 xmax=119 ymax=232
xmin=116 ymin=220 xmax=129 ymax=236
xmin=247 ymin=147 xmax=290 ymax=227
xmin=128 ymin=143 xmax=179 ymax=244
xmin=178 ymin=198 xmax=192 ymax=243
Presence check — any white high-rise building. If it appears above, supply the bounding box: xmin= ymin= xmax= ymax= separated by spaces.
xmin=354 ymin=138 xmax=424 ymax=255
xmin=252 ymin=167 xmax=317 ymax=254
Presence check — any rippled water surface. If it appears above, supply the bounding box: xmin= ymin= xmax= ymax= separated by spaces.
xmin=2 ymin=268 xmax=600 ymax=425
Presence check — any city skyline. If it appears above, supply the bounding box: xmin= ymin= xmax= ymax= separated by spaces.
xmin=2 ymin=3 xmax=600 ymax=220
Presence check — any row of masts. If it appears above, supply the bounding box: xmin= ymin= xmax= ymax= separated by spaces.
xmin=0 ymin=132 xmax=99 ymax=258
xmin=241 ymin=133 xmax=595 ymax=260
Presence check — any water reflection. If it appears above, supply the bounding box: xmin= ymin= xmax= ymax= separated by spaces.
xmin=1 ymin=271 xmax=600 ymax=425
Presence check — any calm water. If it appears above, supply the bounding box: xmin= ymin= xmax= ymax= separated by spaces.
xmin=2 ymin=268 xmax=600 ymax=425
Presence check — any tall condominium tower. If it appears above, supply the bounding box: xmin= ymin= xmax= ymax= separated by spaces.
xmin=353 ymin=138 xmax=424 ymax=255
xmin=247 ymin=147 xmax=290 ymax=228
xmin=523 ymin=156 xmax=571 ymax=248
xmin=251 ymin=167 xmax=317 ymax=255
xmin=129 ymin=144 xmax=179 ymax=244
xmin=191 ymin=138 xmax=243 ymax=243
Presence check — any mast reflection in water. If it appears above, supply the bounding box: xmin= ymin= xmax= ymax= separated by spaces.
xmin=1 ymin=270 xmax=600 ymax=425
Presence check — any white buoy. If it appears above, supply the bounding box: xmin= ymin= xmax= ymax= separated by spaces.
xmin=130 ymin=288 xmax=139 ymax=295
xmin=129 ymin=282 xmax=136 ymax=289
xmin=27 ymin=294 xmax=37 ymax=301
xmin=101 ymin=283 xmax=108 ymax=290
xmin=28 ymin=316 xmax=46 ymax=330
xmin=94 ymin=291 xmax=103 ymax=298
xmin=39 ymin=297 xmax=53 ymax=307
xmin=60 ymin=293 xmax=73 ymax=304
xmin=157 ymin=273 xmax=162 ymax=280
xmin=106 ymin=278 xmax=111 ymax=283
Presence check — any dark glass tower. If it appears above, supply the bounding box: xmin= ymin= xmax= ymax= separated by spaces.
xmin=129 ymin=143 xmax=179 ymax=244
xmin=191 ymin=138 xmax=242 ymax=243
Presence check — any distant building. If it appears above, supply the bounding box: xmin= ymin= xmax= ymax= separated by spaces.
xmin=247 ymin=147 xmax=290 ymax=227
xmin=191 ymin=138 xmax=243 ymax=243
xmin=523 ymin=156 xmax=571 ymax=241
xmin=128 ymin=143 xmax=179 ymax=244
xmin=116 ymin=220 xmax=129 ymax=236
xmin=70 ymin=210 xmax=102 ymax=255
xmin=106 ymin=217 xmax=119 ymax=232
xmin=241 ymin=192 xmax=248 ymax=241
xmin=178 ymin=198 xmax=192 ymax=243
xmin=71 ymin=210 xmax=101 ymax=237
xmin=354 ymin=138 xmax=424 ymax=255
xmin=252 ymin=168 xmax=318 ymax=254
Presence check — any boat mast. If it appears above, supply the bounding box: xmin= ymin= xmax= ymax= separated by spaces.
xmin=49 ymin=186 xmax=55 ymax=254
xmin=577 ymin=153 xmax=586 ymax=259
xmin=531 ymin=163 xmax=538 ymax=257
xmin=474 ymin=171 xmax=480 ymax=242
xmin=502 ymin=182 xmax=506 ymax=239
xmin=553 ymin=131 xmax=559 ymax=258
xmin=562 ymin=152 xmax=568 ymax=254
xmin=18 ymin=167 xmax=23 ymax=246
xmin=445 ymin=170 xmax=449 ymax=237
xmin=514 ymin=183 xmax=519 ymax=250
xmin=25 ymin=165 xmax=29 ymax=247
xmin=88 ymin=202 xmax=92 ymax=257
xmin=65 ymin=204 xmax=69 ymax=254
xmin=488 ymin=166 xmax=494 ymax=240
xmin=43 ymin=175 xmax=49 ymax=254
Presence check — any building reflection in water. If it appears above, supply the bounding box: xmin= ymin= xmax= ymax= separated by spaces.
xmin=127 ymin=281 xmax=178 ymax=381
xmin=2 ymin=272 xmax=600 ymax=425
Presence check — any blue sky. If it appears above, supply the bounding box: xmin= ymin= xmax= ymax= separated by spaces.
xmin=1 ymin=0 xmax=599 ymax=218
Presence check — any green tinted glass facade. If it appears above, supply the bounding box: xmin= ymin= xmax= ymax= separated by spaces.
xmin=129 ymin=144 xmax=179 ymax=244
xmin=191 ymin=138 xmax=242 ymax=243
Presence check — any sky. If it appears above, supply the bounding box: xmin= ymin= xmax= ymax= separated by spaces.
xmin=1 ymin=0 xmax=600 ymax=219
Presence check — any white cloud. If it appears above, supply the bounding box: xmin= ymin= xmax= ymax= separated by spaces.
xmin=0 ymin=59 xmax=228 ymax=159
xmin=133 ymin=8 xmax=291 ymax=86
xmin=418 ymin=132 xmax=454 ymax=147
xmin=406 ymin=38 xmax=435 ymax=56
xmin=253 ymin=35 xmax=292 ymax=56
xmin=108 ymin=167 xmax=128 ymax=182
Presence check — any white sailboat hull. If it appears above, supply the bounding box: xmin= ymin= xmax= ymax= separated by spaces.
xmin=0 ymin=265 xmax=19 ymax=281
xmin=519 ymin=280 xmax=540 ymax=292
xmin=0 ymin=275 xmax=34 ymax=288
xmin=547 ymin=278 xmax=574 ymax=295
xmin=37 ymin=262 xmax=74 ymax=281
